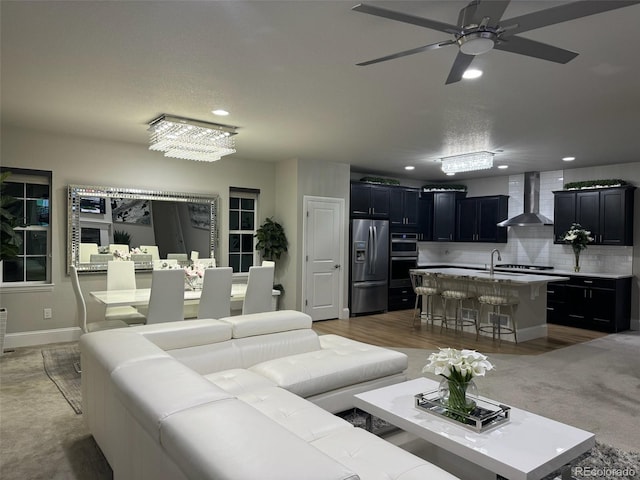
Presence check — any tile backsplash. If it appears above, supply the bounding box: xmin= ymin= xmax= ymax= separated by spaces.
xmin=418 ymin=170 xmax=633 ymax=276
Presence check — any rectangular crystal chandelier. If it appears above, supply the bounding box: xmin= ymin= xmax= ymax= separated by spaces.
xmin=441 ymin=151 xmax=494 ymax=174
xmin=148 ymin=114 xmax=238 ymax=162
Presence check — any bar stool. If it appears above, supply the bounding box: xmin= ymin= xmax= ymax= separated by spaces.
xmin=439 ymin=275 xmax=477 ymax=333
xmin=476 ymin=279 xmax=519 ymax=344
xmin=410 ymin=271 xmax=442 ymax=327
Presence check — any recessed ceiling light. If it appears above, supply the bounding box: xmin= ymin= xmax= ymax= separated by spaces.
xmin=562 ymin=156 xmax=576 ymax=162
xmin=462 ymin=69 xmax=483 ymax=80
xmin=404 ymin=166 xmax=415 ymax=171
xmin=446 ymin=172 xmax=456 ymax=176
xmin=497 ymin=165 xmax=509 ymax=169
xmin=212 ymin=109 xmax=230 ymax=116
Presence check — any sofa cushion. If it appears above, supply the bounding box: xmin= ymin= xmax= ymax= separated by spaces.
xmin=129 ymin=318 xmax=233 ymax=350
xmin=80 ymin=330 xmax=169 ymax=373
xmin=204 ymin=368 xmax=277 ymax=395
xmin=219 ymin=310 xmax=312 ymax=338
xmin=168 ymin=341 xmax=242 ymax=375
xmin=249 ymin=335 xmax=407 ymax=398
xmin=160 ymin=399 xmax=359 ymax=480
xmin=312 ymin=427 xmax=459 ymax=480
xmin=238 ymin=386 xmax=353 ymax=442
xmin=111 ymin=356 xmax=233 ymax=442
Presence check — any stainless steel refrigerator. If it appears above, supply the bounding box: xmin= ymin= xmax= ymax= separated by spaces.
xmin=350 ymin=219 xmax=389 ymax=315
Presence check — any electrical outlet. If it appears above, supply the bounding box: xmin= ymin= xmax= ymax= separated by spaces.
xmin=43 ymin=308 xmax=52 ymax=319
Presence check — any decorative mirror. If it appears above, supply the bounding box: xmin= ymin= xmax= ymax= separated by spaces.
xmin=68 ymin=185 xmax=219 ymax=273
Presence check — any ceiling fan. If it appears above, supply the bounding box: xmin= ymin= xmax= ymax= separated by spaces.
xmin=353 ymin=0 xmax=640 ymax=84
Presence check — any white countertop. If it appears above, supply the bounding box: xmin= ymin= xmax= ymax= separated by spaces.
xmin=412 ymin=267 xmax=568 ymax=285
xmin=416 ymin=262 xmax=632 ymax=280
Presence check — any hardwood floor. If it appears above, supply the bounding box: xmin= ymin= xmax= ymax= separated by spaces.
xmin=312 ymin=309 xmax=606 ymax=355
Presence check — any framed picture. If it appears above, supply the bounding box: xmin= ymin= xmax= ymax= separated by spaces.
xmin=111 ymin=198 xmax=151 ymax=224
xmin=188 ymin=203 xmax=210 ymax=230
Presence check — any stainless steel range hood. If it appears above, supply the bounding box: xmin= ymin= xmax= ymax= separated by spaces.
xmin=497 ymin=172 xmax=553 ymax=227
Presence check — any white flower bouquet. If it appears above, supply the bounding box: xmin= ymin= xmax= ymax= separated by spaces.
xmin=422 ymin=347 xmax=494 ymax=382
xmin=563 ymin=223 xmax=594 ymax=271
xmin=422 ymin=348 xmax=494 ymax=415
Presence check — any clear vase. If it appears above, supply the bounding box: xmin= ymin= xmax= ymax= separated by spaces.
xmin=438 ymin=377 xmax=478 ymax=417
xmin=574 ymin=251 xmax=580 ymax=272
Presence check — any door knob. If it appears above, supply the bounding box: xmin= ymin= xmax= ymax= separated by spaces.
xmin=334 ymin=264 xmax=341 ymax=269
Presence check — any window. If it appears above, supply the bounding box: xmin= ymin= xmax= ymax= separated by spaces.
xmin=228 ymin=189 xmax=259 ymax=273
xmin=1 ymin=168 xmax=52 ymax=284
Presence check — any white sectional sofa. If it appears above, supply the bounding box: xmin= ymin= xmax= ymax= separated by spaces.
xmin=80 ymin=310 xmax=459 ymax=480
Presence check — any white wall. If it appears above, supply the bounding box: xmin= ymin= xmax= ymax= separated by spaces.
xmin=1 ymin=126 xmax=277 ymax=343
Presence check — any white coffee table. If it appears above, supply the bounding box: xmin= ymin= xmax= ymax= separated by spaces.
xmin=353 ymin=378 xmax=595 ymax=480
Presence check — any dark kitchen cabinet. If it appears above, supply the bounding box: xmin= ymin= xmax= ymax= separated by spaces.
xmin=388 ymin=285 xmax=414 ymax=311
xmin=350 ymin=182 xmax=390 ymax=218
xmin=431 ymin=192 xmax=466 ymax=242
xmin=553 ymin=187 xmax=635 ymax=245
xmin=548 ymin=275 xmax=631 ymax=332
xmin=545 ymin=282 xmax=567 ymax=326
xmin=416 ymin=194 xmax=433 ymax=241
xmin=455 ymin=195 xmax=508 ymax=243
xmin=389 ymin=187 xmax=419 ymax=227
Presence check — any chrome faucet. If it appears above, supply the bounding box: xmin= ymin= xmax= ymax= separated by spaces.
xmin=490 ymin=249 xmax=502 ymax=276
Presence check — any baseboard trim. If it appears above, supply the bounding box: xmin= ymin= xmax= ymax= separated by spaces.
xmin=3 ymin=327 xmax=81 ymax=350
xmin=516 ymin=324 xmax=548 ymax=343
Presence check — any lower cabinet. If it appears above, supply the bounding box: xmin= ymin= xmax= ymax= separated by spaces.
xmin=388 ymin=286 xmax=414 ymax=311
xmin=547 ymin=276 xmax=631 ymax=332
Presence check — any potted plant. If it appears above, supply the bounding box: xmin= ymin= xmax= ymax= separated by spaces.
xmin=255 ymin=217 xmax=288 ymax=262
xmin=255 ymin=218 xmax=288 ymax=297
xmin=113 ymin=229 xmax=131 ymax=247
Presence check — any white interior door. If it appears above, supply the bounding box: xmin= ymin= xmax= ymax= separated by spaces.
xmin=303 ymin=196 xmax=344 ymax=321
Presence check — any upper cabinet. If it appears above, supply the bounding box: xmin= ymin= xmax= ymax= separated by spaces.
xmin=553 ymin=186 xmax=635 ymax=245
xmin=455 ymin=195 xmax=509 ymax=243
xmin=430 ymin=191 xmax=467 ymax=242
xmin=389 ymin=187 xmax=419 ymax=227
xmin=350 ymin=182 xmax=390 ymax=218
xmin=416 ymin=194 xmax=433 ymax=241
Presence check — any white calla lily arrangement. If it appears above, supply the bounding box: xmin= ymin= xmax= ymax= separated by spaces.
xmin=422 ymin=348 xmax=494 ymax=383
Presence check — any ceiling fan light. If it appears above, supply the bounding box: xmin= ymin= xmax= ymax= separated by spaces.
xmin=458 ymin=32 xmax=495 ymax=55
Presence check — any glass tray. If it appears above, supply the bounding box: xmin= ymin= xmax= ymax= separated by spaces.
xmin=414 ymin=390 xmax=511 ymax=433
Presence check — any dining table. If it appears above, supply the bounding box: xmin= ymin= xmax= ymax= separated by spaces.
xmin=90 ymin=284 xmax=280 ymax=316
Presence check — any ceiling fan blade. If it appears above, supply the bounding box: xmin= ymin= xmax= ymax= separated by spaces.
xmin=458 ymin=0 xmax=511 ymax=27
xmin=445 ymin=52 xmax=475 ymax=85
xmin=352 ymin=3 xmax=458 ymax=35
xmin=357 ymin=40 xmax=455 ymax=66
xmin=494 ymin=35 xmax=578 ymax=64
xmin=500 ymin=0 xmax=640 ymax=36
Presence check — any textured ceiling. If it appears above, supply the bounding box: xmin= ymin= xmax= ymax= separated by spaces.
xmin=2 ymin=1 xmax=639 ymax=182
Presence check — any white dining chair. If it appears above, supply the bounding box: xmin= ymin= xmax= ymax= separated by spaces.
xmin=139 ymin=245 xmax=160 ymax=261
xmin=79 ymin=243 xmax=98 ymax=263
xmin=167 ymin=253 xmax=188 ymax=262
xmin=242 ymin=265 xmax=275 ymax=315
xmin=70 ymin=265 xmax=128 ymax=335
xmin=109 ymin=244 xmax=130 ymax=254
xmin=261 ymin=260 xmax=275 ymax=267
xmin=146 ymin=269 xmax=186 ymax=324
xmin=197 ymin=267 xmax=233 ymax=319
xmin=105 ymin=261 xmax=146 ymax=324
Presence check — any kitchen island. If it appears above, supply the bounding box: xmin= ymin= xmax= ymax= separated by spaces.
xmin=412 ymin=267 xmax=569 ymax=342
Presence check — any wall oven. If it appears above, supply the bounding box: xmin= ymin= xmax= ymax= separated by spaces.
xmin=390 ymin=233 xmax=418 ymax=288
